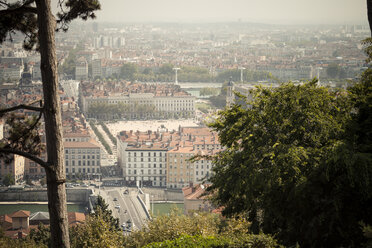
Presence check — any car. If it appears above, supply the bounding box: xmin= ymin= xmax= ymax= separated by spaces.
xmin=115 ymin=204 xmax=120 ymax=209
xmin=124 ymin=189 xmax=129 ymax=194
xmin=113 ymin=197 xmax=118 ymax=201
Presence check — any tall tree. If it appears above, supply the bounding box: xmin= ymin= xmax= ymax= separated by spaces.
xmin=368 ymin=0 xmax=372 ymax=35
xmin=207 ymin=79 xmax=371 ymax=247
xmin=0 ymin=1 xmax=100 ymax=247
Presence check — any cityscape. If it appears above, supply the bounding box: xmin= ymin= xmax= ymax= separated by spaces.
xmin=0 ymin=0 xmax=371 ymax=247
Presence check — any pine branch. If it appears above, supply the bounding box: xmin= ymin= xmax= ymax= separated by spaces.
xmin=0 ymin=148 xmax=49 ymax=168
xmin=0 ymin=101 xmax=43 ymax=115
xmin=0 ymin=5 xmax=37 ymax=15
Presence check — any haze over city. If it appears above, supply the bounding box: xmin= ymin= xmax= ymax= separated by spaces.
xmin=81 ymin=0 xmax=368 ymax=24
xmin=0 ymin=0 xmax=371 ymax=247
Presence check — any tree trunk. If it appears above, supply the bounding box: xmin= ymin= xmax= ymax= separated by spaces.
xmin=35 ymin=0 xmax=70 ymax=247
xmin=368 ymin=0 xmax=372 ymax=36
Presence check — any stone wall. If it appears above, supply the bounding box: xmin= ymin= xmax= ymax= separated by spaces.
xmin=0 ymin=188 xmax=93 ymax=203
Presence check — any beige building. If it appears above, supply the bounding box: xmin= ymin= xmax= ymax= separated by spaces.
xmin=0 ymin=154 xmax=25 ymax=183
xmin=64 ymin=140 xmax=101 ymax=178
xmin=24 ymin=156 xmax=45 ymax=179
xmin=166 ymin=146 xmax=195 ymax=189
xmin=10 ymin=210 xmax=30 ymax=230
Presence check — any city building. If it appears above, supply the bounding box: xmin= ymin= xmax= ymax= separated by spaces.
xmin=79 ymin=81 xmax=195 ymax=120
xmin=0 ymin=154 xmax=25 ymax=183
xmin=75 ymin=57 xmax=88 ymax=80
xmin=117 ymin=127 xmax=221 ymax=189
xmin=64 ymin=140 xmax=101 ymax=178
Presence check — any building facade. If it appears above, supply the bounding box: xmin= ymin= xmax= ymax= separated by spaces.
xmin=64 ymin=141 xmax=101 ymax=178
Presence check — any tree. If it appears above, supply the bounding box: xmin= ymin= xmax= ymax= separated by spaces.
xmin=0 ymin=1 xmax=100 ymax=247
xmin=2 ymin=173 xmax=15 ymax=186
xmin=368 ymin=0 xmax=372 ymax=35
xmin=92 ymin=195 xmax=120 ymax=231
xmin=120 ymin=63 xmax=138 ymax=81
xmin=207 ymin=79 xmax=371 ymax=247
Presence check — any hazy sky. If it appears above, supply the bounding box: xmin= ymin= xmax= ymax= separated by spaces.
xmin=87 ymin=0 xmax=367 ymax=24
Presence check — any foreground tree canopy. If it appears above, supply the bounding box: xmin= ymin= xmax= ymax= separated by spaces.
xmin=207 ymin=73 xmax=372 ymax=247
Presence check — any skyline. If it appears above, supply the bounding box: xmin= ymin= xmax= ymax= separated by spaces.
xmin=69 ymin=0 xmax=369 ymax=25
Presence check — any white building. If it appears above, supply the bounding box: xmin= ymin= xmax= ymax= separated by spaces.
xmin=81 ymin=92 xmax=195 ymax=119
xmin=121 ymin=148 xmax=168 ymax=187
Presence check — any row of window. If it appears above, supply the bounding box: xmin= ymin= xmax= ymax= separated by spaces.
xmin=65 ymin=155 xmax=100 ymax=159
xmin=128 ymin=152 xmax=164 ymax=157
xmin=128 ymin=157 xmax=164 ymax=162
xmin=127 ymin=169 xmax=163 ymax=175
xmin=66 ymin=168 xmax=100 ymax=173
xmin=65 ymin=149 xmax=100 ymax=154
xmin=127 ymin=163 xmax=163 ymax=168
xmin=65 ymin=160 xmax=100 ymax=166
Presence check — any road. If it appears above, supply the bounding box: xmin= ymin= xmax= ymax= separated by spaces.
xmin=105 ymin=188 xmax=149 ymax=232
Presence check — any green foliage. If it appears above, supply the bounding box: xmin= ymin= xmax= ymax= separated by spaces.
xmin=209 ymin=95 xmax=226 ymax=109
xmin=145 ymin=234 xmax=279 ymax=248
xmin=326 ymin=63 xmax=346 ymax=79
xmin=92 ymin=195 xmax=120 ymax=231
xmin=207 ymin=78 xmax=372 ymax=247
xmin=70 ymin=211 xmax=123 ymax=247
xmin=122 ymin=210 xmax=278 ymax=248
xmin=88 ymin=101 xmax=155 ymax=120
xmin=99 ymin=122 xmax=117 ymax=146
xmin=2 ymin=173 xmax=14 ymax=186
xmin=216 ymin=69 xmax=272 ymax=83
xmin=200 ymin=87 xmax=220 ymax=96
xmin=120 ymin=63 xmax=138 ymax=81
xmin=0 ymin=0 xmax=100 ymax=50
xmin=0 ymin=235 xmax=44 ymax=248
xmin=28 ymin=223 xmax=51 ymax=247
xmin=0 ymin=113 xmax=44 ymax=161
xmin=89 ymin=122 xmax=112 ymax=154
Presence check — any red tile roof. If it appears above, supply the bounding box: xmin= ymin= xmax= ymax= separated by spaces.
xmin=10 ymin=210 xmax=30 ymax=218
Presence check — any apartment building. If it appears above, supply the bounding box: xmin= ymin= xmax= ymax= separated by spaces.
xmin=0 ymin=154 xmax=25 ymax=183
xmin=75 ymin=57 xmax=88 ymax=80
xmin=167 ymin=146 xmax=195 ymax=189
xmin=64 ymin=140 xmax=101 ymax=178
xmin=124 ymin=148 xmax=168 ymax=187
xmin=117 ymin=127 xmax=221 ymax=189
